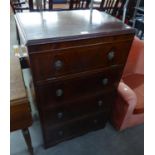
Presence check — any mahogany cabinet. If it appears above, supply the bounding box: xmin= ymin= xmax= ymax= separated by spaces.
xmin=15 ymin=10 xmax=135 ymax=148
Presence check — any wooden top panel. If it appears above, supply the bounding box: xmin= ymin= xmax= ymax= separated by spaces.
xmin=15 ymin=10 xmax=135 ymax=45
xmin=10 ymin=52 xmax=27 ymax=104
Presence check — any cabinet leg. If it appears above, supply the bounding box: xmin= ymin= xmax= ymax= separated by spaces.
xmin=22 ymin=128 xmax=34 ymax=155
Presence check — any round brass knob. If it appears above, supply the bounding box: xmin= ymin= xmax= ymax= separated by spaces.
xmin=93 ymin=119 xmax=98 ymax=124
xmin=98 ymin=100 xmax=103 ymax=107
xmin=56 ymin=89 xmax=63 ymax=97
xmin=57 ymin=112 xmax=63 ymax=119
xmin=58 ymin=130 xmax=63 ymax=136
xmin=107 ymin=51 xmax=115 ymax=61
xmin=102 ymin=78 xmax=108 ymax=86
xmin=54 ymin=60 xmax=63 ymax=70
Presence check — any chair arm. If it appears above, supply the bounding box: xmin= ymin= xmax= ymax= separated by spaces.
xmin=111 ymin=82 xmax=138 ymax=130
xmin=118 ymin=82 xmax=137 ymax=104
xmin=117 ymin=82 xmax=137 ymax=115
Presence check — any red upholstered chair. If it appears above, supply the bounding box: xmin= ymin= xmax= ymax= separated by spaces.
xmin=111 ymin=36 xmax=144 ymax=130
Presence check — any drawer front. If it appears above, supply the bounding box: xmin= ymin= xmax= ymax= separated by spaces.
xmin=30 ymin=41 xmax=132 ymax=82
xmin=40 ymin=91 xmax=115 ymax=126
xmin=36 ymin=66 xmax=122 ymax=108
xmin=43 ymin=111 xmax=108 ymax=148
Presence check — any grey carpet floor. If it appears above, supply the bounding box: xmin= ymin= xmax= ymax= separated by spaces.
xmin=10 ymin=13 xmax=144 ymax=155
xmin=11 ymin=120 xmax=144 ymax=155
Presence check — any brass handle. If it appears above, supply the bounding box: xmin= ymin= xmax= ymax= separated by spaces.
xmin=56 ymin=89 xmax=63 ymax=97
xmin=13 ymin=45 xmax=20 ymax=57
xmin=102 ymin=78 xmax=108 ymax=86
xmin=21 ymin=45 xmax=28 ymax=57
xmin=93 ymin=119 xmax=98 ymax=124
xmin=58 ymin=130 xmax=63 ymax=136
xmin=57 ymin=112 xmax=64 ymax=119
xmin=98 ymin=100 xmax=103 ymax=107
xmin=107 ymin=51 xmax=115 ymax=61
xmin=13 ymin=45 xmax=27 ymax=57
xmin=54 ymin=60 xmax=63 ymax=70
